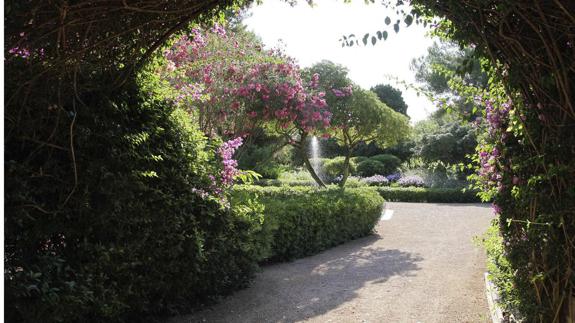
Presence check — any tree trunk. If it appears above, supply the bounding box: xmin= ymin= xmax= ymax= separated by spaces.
xmin=338 ymin=130 xmax=353 ymax=188
xmin=339 ymin=147 xmax=352 ymax=188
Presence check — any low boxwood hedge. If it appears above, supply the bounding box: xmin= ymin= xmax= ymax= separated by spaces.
xmin=232 ymin=186 xmax=384 ymax=261
xmin=376 ymin=187 xmax=482 ymax=203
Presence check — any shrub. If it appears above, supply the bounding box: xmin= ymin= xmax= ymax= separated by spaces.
xmin=361 ymin=175 xmax=390 ymax=186
xmin=397 ymin=175 xmax=426 ymax=187
xmin=356 ymin=159 xmax=387 ymax=177
xmin=369 ymin=154 xmax=402 ymax=174
xmin=351 ymin=156 xmax=368 ymax=164
xmin=254 ymin=179 xmax=315 ymax=187
xmin=332 ymin=175 xmax=366 ymax=187
xmin=375 ymin=187 xmax=482 ymax=203
xmin=480 ymin=220 xmax=525 ymax=320
xmin=237 ymin=143 xmax=290 ymax=179
xmin=323 ymin=156 xmax=357 ymax=178
xmin=5 ymin=87 xmax=266 ymax=322
xmin=232 ymin=185 xmax=384 ymax=261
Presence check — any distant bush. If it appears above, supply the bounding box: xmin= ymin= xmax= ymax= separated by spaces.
xmin=232 ymin=186 xmax=384 ymax=261
xmin=332 ymin=175 xmax=366 ymax=187
xmin=351 ymin=156 xmax=368 ymax=164
xmin=376 ymin=187 xmax=482 ymax=203
xmin=254 ymin=179 xmax=315 ymax=187
xmin=369 ymin=154 xmax=402 ymax=174
xmin=323 ymin=156 xmax=357 ymax=178
xmin=237 ymin=140 xmax=291 ymax=179
xmin=356 ymin=159 xmax=387 ymax=177
xmin=397 ymin=175 xmax=426 ymax=187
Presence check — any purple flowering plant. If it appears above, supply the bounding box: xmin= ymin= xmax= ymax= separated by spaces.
xmin=386 ymin=173 xmax=401 ymax=182
xmin=361 ymin=175 xmax=389 ymax=186
xmin=397 ymin=175 xmax=426 ymax=187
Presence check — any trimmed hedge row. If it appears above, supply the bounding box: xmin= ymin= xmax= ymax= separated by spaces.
xmin=232 ymin=186 xmax=384 ymax=261
xmin=376 ymin=187 xmax=482 ymax=203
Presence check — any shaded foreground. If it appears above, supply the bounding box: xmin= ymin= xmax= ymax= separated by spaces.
xmin=171 ymin=203 xmax=493 ymax=322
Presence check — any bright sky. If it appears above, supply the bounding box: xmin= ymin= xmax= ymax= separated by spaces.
xmin=244 ymin=0 xmax=438 ymax=122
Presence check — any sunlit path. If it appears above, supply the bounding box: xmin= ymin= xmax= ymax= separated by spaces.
xmin=171 ymin=203 xmax=493 ymax=323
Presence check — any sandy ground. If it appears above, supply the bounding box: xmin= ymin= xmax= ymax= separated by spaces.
xmin=169 ymin=202 xmax=494 ymax=323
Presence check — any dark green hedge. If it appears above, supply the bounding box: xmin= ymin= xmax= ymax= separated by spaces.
xmin=5 ymin=86 xmax=266 ymax=322
xmin=376 ymin=187 xmax=482 ymax=203
xmin=232 ymin=186 xmax=384 ymax=261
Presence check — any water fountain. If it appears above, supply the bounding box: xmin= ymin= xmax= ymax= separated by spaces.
xmin=309 ymin=136 xmax=325 ymax=184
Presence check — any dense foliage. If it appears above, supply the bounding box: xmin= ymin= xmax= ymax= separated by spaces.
xmin=370 ymin=84 xmax=409 ymax=116
xmin=5 ymin=86 xmax=266 ymax=322
xmin=368 ymin=154 xmax=402 ymax=174
xmin=232 ymin=186 xmax=384 ymax=261
xmin=409 ymin=1 xmax=575 ymax=320
xmin=5 ymin=1 xmax=260 ymax=321
xmin=323 ymin=156 xmax=358 ymax=179
xmin=416 ymin=121 xmax=477 ymax=165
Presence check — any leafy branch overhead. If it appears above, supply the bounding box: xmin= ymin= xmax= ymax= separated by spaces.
xmin=339 ymin=6 xmax=436 ymax=47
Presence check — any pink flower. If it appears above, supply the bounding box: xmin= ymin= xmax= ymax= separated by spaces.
xmin=492 ymin=203 xmax=502 ymax=215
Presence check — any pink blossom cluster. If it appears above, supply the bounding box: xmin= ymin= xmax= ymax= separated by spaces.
xmin=211 ymin=23 xmax=226 ymax=37
xmin=217 ymin=137 xmax=243 ymax=187
xmin=309 ymin=73 xmax=320 ymax=88
xmin=486 ymin=100 xmax=511 ymax=136
xmin=9 ymin=47 xmax=31 ymax=59
xmin=161 ymin=25 xmax=333 ymax=137
xmin=163 ymin=28 xmax=207 ymax=68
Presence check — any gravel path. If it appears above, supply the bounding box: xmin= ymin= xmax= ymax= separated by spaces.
xmin=170 ymin=202 xmax=493 ymax=323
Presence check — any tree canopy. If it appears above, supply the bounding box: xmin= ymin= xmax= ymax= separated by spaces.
xmin=370 ymin=84 xmax=409 ymax=116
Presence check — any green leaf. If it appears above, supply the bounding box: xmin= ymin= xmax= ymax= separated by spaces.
xmin=371 ymin=36 xmax=377 ymax=45
xmin=385 ymin=17 xmax=391 ymax=25
xmin=382 ymin=31 xmax=388 ymax=40
xmin=393 ymin=23 xmax=399 ymax=33
xmin=362 ymin=34 xmax=369 ymax=46
xmin=404 ymin=15 xmax=413 ymax=26
xmin=376 ymin=31 xmax=382 ymax=40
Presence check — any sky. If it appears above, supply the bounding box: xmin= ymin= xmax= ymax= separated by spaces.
xmin=243 ymin=0 xmax=439 ymax=122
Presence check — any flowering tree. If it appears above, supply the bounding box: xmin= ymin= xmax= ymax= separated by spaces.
xmin=305 ymin=61 xmax=411 ymax=187
xmin=161 ymin=25 xmax=333 ymax=186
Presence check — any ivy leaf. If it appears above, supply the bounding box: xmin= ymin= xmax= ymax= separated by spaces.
xmin=404 ymin=15 xmax=413 ymax=26
xmin=371 ymin=36 xmax=377 ymax=45
xmin=362 ymin=34 xmax=369 ymax=46
xmin=382 ymin=31 xmax=388 ymax=40
xmin=393 ymin=23 xmax=399 ymax=33
xmin=385 ymin=16 xmax=391 ymax=25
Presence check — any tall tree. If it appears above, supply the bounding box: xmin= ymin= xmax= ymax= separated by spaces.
xmin=410 ymin=40 xmax=488 ymax=119
xmin=370 ymin=84 xmax=409 ymax=116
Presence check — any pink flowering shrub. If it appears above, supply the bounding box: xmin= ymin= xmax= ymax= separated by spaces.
xmin=161 ymin=25 xmax=332 ymax=138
